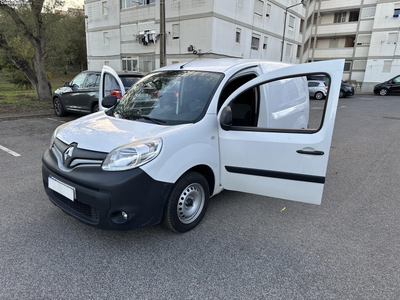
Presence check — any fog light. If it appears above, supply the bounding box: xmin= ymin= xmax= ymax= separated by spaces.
xmin=121 ymin=211 xmax=128 ymax=220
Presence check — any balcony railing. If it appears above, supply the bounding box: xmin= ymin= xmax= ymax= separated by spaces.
xmin=315 ymin=22 xmax=358 ymax=35
xmin=310 ymin=48 xmax=354 ymax=59
xmin=320 ymin=0 xmax=362 ymax=10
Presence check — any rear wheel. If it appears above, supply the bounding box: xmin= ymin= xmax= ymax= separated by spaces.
xmin=379 ymin=88 xmax=388 ymax=96
xmin=339 ymin=89 xmax=346 ymax=98
xmin=315 ymin=92 xmax=324 ymax=100
xmin=162 ymin=171 xmax=209 ymax=233
xmin=53 ymin=97 xmax=66 ymax=117
xmin=92 ymin=103 xmax=99 ymax=113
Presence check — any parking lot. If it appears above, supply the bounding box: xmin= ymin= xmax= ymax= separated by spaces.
xmin=1 ymin=93 xmax=400 ymax=299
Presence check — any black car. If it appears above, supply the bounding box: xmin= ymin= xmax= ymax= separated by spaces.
xmin=340 ymin=81 xmax=355 ymax=98
xmin=373 ymin=75 xmax=400 ymax=96
xmin=307 ymin=75 xmax=354 ymax=98
xmin=53 ymin=70 xmax=143 ymax=117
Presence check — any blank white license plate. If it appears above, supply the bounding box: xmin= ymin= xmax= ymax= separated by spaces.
xmin=48 ymin=176 xmax=75 ymax=201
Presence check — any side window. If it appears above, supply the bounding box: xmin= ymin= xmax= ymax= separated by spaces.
xmin=393 ymin=76 xmax=400 ymax=83
xmin=224 ymin=73 xmax=331 ymax=132
xmin=85 ymin=74 xmax=99 ymax=88
xmin=71 ymin=73 xmax=87 ymax=88
xmin=218 ymin=74 xmax=258 ymax=127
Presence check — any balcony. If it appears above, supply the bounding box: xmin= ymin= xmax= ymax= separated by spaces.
xmin=310 ymin=48 xmax=354 ymax=59
xmin=314 ymin=22 xmax=358 ymax=36
xmin=320 ymin=0 xmax=362 ymax=11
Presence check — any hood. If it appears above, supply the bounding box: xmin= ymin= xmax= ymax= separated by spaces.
xmin=54 ymin=86 xmax=72 ymax=95
xmin=56 ymin=112 xmax=191 ymax=153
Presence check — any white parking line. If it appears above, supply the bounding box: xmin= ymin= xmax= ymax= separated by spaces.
xmin=0 ymin=145 xmax=21 ymax=157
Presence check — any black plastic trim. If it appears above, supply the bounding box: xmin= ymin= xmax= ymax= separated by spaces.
xmin=225 ymin=166 xmax=325 ymax=184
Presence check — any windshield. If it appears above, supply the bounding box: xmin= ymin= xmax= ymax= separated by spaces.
xmin=112 ymin=71 xmax=224 ymax=125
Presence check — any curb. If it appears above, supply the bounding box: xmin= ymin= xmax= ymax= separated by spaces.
xmin=0 ymin=111 xmax=54 ymax=122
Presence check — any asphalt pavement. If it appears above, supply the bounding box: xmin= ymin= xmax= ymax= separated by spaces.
xmin=0 ymin=93 xmax=400 ymax=299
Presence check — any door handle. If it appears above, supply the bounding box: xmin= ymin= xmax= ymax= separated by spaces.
xmin=296 ymin=150 xmax=324 ymax=156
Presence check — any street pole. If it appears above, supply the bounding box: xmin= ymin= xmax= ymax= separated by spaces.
xmin=160 ymin=0 xmax=166 ymax=67
xmin=280 ymin=0 xmax=308 ymax=62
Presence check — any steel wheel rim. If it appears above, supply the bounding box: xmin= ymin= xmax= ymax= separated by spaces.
xmin=177 ymin=183 xmax=205 ymax=224
xmin=54 ymin=99 xmax=61 ymax=114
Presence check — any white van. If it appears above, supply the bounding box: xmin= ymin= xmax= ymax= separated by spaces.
xmin=43 ymin=59 xmax=344 ymax=233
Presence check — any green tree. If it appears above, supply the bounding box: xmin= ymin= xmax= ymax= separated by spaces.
xmin=0 ymin=0 xmax=64 ymax=100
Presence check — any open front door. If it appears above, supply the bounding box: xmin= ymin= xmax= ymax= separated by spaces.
xmin=217 ymin=60 xmax=344 ymax=205
xmin=99 ymin=66 xmax=126 ymax=111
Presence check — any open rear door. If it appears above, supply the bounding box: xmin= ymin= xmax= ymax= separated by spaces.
xmin=99 ymin=66 xmax=126 ymax=111
xmin=217 ymin=60 xmax=344 ymax=205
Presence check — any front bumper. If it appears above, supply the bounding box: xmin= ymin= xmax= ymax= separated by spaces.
xmin=42 ymin=147 xmax=173 ymax=230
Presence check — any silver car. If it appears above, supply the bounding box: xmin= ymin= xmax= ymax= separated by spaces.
xmin=308 ymin=80 xmax=328 ymax=100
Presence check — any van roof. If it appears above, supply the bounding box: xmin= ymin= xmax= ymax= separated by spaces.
xmin=157 ymin=58 xmax=291 ymax=74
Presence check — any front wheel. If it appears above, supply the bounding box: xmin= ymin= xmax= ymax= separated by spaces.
xmin=53 ymin=97 xmax=66 ymax=117
xmin=162 ymin=171 xmax=209 ymax=233
xmin=339 ymin=89 xmax=346 ymax=98
xmin=92 ymin=103 xmax=99 ymax=113
xmin=379 ymin=88 xmax=388 ymax=96
xmin=315 ymin=92 xmax=324 ymax=100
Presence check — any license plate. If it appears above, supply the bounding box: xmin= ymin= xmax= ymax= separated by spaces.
xmin=48 ymin=176 xmax=76 ymax=201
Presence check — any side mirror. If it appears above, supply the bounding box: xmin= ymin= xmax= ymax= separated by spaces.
xmin=102 ymin=95 xmax=118 ymax=108
xmin=64 ymin=82 xmax=70 ymax=87
xmin=220 ymin=106 xmax=232 ymax=130
xmin=72 ymin=84 xmax=79 ymax=90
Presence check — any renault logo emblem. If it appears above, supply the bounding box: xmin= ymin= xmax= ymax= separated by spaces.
xmin=63 ymin=143 xmax=77 ymax=167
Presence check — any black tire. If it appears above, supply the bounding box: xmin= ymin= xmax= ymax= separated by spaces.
xmin=92 ymin=103 xmax=99 ymax=113
xmin=315 ymin=92 xmax=324 ymax=100
xmin=339 ymin=89 xmax=346 ymax=98
xmin=53 ymin=97 xmax=66 ymax=117
xmin=379 ymin=88 xmax=388 ymax=96
xmin=162 ymin=171 xmax=209 ymax=233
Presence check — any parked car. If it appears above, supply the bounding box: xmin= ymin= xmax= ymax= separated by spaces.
xmin=307 ymin=75 xmax=354 ymax=98
xmin=53 ymin=70 xmax=143 ymax=116
xmin=339 ymin=81 xmax=355 ymax=98
xmin=308 ymin=80 xmax=328 ymax=100
xmin=42 ymin=59 xmax=343 ymax=233
xmin=373 ymin=75 xmax=400 ymax=96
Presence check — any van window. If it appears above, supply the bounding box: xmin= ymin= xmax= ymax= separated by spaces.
xmin=218 ymin=74 xmax=258 ymax=127
xmin=111 ymin=71 xmax=223 ymax=125
xmin=225 ymin=74 xmax=330 ymax=132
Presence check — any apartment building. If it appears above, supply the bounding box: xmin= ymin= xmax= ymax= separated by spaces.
xmin=307 ymin=0 xmax=400 ymax=92
xmin=84 ymin=0 xmax=309 ymax=71
xmin=84 ymin=0 xmax=400 ymax=92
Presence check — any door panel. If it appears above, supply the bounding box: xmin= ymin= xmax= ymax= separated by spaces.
xmin=217 ymin=60 xmax=344 ymax=205
xmin=99 ymin=66 xmax=126 ymax=111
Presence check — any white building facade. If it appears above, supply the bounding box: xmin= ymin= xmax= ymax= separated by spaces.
xmin=84 ymin=0 xmax=400 ymax=92
xmin=307 ymin=0 xmax=400 ymax=92
xmin=84 ymin=0 xmax=310 ymax=71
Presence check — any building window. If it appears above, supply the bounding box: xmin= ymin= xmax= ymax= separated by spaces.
xmin=251 ymin=35 xmax=260 ymax=50
xmin=102 ymin=1 xmax=108 ymax=16
xmin=334 ymin=12 xmax=346 ymax=23
xmin=266 ymin=3 xmax=271 ymax=17
xmin=349 ymin=11 xmax=359 ymax=22
xmin=356 ymin=34 xmax=371 ymax=45
xmin=383 ymin=60 xmax=392 ymax=73
xmin=172 ymin=24 xmax=180 ymax=39
xmin=139 ymin=55 xmax=155 ymax=72
xmin=394 ymin=5 xmax=400 ymax=17
xmin=254 ymin=0 xmax=263 ymax=16
xmin=285 ymin=43 xmax=292 ymax=58
xmin=236 ymin=28 xmax=241 ymax=43
xmin=122 ymin=57 xmax=138 ymax=71
xmin=388 ymin=33 xmax=398 ymax=44
xmin=121 ymin=0 xmax=155 ymax=9
xmin=361 ymin=7 xmax=376 ymax=19
xmin=344 ymin=61 xmax=351 ymax=72
xmin=263 ymin=36 xmax=268 ymax=50
xmin=288 ymin=15 xmax=295 ymax=29
xmin=103 ymin=32 xmax=109 ymax=45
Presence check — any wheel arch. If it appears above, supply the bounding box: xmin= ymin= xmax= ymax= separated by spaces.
xmin=187 ymin=164 xmax=215 ymax=196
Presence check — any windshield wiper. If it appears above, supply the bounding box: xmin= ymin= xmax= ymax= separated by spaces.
xmin=137 ymin=115 xmax=166 ymax=124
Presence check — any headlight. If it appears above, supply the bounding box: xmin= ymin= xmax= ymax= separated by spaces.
xmin=102 ymin=138 xmax=162 ymax=171
xmin=50 ymin=122 xmax=70 ymax=149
